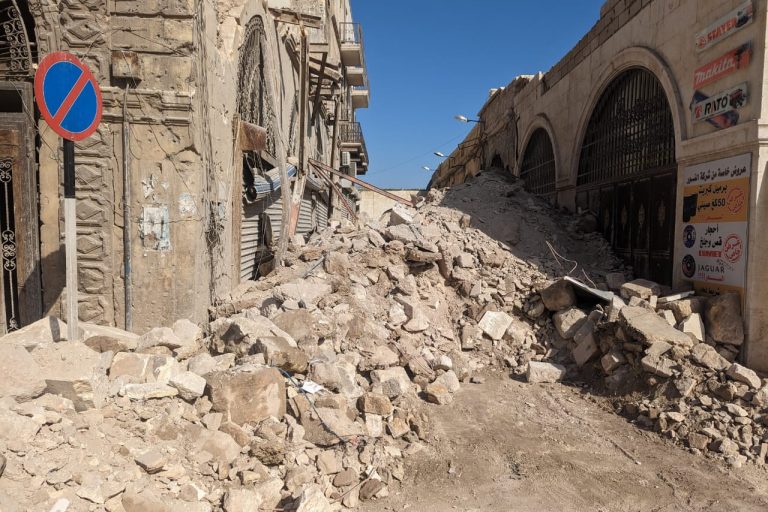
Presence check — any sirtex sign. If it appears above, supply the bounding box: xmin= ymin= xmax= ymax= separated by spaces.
xmin=695 ymin=1 xmax=753 ymax=52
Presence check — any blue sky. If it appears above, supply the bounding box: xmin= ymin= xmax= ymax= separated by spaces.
xmin=352 ymin=0 xmax=605 ymax=189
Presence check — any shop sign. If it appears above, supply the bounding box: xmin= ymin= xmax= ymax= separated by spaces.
xmin=692 ymin=82 xmax=747 ymax=123
xmin=681 ymin=153 xmax=751 ymax=297
xmin=693 ymin=42 xmax=752 ymax=89
xmin=695 ymin=1 xmax=754 ymax=52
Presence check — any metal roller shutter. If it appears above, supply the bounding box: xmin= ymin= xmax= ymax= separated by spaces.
xmin=240 ymin=199 xmax=266 ymax=282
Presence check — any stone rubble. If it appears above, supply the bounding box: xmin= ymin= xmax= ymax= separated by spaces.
xmin=0 ymin=170 xmax=762 ymax=510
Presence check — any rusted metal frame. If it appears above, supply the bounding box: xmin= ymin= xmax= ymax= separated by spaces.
xmin=268 ymin=8 xmax=323 ymax=29
xmin=309 ymin=159 xmax=415 ymax=207
xmin=311 ymin=162 xmax=357 ymax=220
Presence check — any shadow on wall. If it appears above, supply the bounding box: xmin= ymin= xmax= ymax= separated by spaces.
xmin=435 ymin=168 xmax=621 ymax=282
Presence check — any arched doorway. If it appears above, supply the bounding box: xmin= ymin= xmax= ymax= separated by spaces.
xmin=520 ymin=128 xmax=556 ymax=204
xmin=577 ymin=68 xmax=676 ymax=284
xmin=0 ymin=0 xmax=42 ymax=332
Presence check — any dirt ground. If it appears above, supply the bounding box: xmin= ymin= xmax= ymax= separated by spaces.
xmin=360 ymin=371 xmax=768 ymax=512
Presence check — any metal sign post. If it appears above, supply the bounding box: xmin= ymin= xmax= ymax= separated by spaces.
xmin=34 ymin=52 xmax=103 ymax=341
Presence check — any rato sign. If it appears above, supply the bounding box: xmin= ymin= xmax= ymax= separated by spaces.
xmin=681 ymin=154 xmax=751 ymax=297
xmin=693 ymin=42 xmax=752 ymax=89
xmin=695 ymin=1 xmax=754 ymax=52
xmin=692 ymin=82 xmax=747 ymax=123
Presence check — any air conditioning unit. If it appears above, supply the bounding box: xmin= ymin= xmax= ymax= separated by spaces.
xmin=349 ymin=161 xmax=357 ymax=176
xmin=341 ymin=152 xmax=351 ymax=167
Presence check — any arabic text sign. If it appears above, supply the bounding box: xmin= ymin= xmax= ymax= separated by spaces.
xmin=681 ymin=153 xmax=751 ymax=291
xmin=693 ymin=42 xmax=752 ymax=89
xmin=692 ymin=82 xmax=747 ymax=123
xmin=695 ymin=0 xmax=754 ymax=52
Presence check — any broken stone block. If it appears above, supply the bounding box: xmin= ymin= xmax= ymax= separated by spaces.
xmin=296 ymin=485 xmax=333 ymax=512
xmin=752 ymin=385 xmax=768 ymax=407
xmin=424 ymin=381 xmax=452 ymax=405
xmin=109 ymin=352 xmax=154 ymax=381
xmin=690 ymin=343 xmax=730 ymax=371
xmin=0 ymin=407 xmax=40 ymax=443
xmin=135 ymin=449 xmax=166 ymax=474
xmin=359 ymin=479 xmax=386 ymax=501
xmin=553 ymin=308 xmax=587 ymax=339
xmin=664 ymin=297 xmax=706 ymax=323
xmin=640 ymin=355 xmax=675 ymax=378
xmin=275 ymin=281 xmax=333 ymax=307
xmin=454 ymin=252 xmax=475 ymax=269
xmin=645 ymin=341 xmax=672 ymax=358
xmin=206 ymin=367 xmax=286 ymax=426
xmin=601 ymin=351 xmax=625 ymax=374
xmin=223 ymin=481 xmax=281 ymax=512
xmin=389 ymin=203 xmax=414 ymax=226
xmin=316 ymin=451 xmax=342 ymax=475
xmin=31 ymin=342 xmax=107 ymax=411
xmin=478 ymin=311 xmax=514 ymax=340
xmin=273 ymin=309 xmax=315 ymax=342
xmin=212 ymin=316 xmax=297 ymax=357
xmin=619 ymin=307 xmax=693 ymax=348
xmin=190 ymin=425 xmax=241 ymax=465
xmin=387 ymin=417 xmax=410 ymax=438
xmin=0 ymin=343 xmax=46 ymax=402
xmin=526 ymin=362 xmax=566 ymax=383
xmin=0 ymin=316 xmax=67 ymax=349
xmin=170 ymin=319 xmax=203 ymax=358
xmin=620 ymin=279 xmax=661 ymax=300
xmin=310 ymin=361 xmax=362 ymax=397
xmin=573 ymin=337 xmax=599 ymax=367
xmin=138 ymin=327 xmax=182 ymax=351
xmin=365 ymin=413 xmax=384 ymax=437
xmin=120 ymin=383 xmax=179 ymax=400
xmin=358 ymin=393 xmax=393 ymax=416
xmin=704 ymin=293 xmax=744 ymax=346
xmin=660 ymin=310 xmax=677 ymax=326
xmin=334 ymin=468 xmax=358 ymax=488
xmin=370 ymin=367 xmax=413 ymax=398
xmin=170 ymin=371 xmax=207 ymax=401
xmin=540 ymin=279 xmax=576 ymax=312
xmin=680 ymin=313 xmax=705 ymax=342
xmin=726 ymin=363 xmax=762 ymax=389
xmin=324 ymin=251 xmax=350 ymax=275
xmin=301 ymin=407 xmax=365 ymax=446
xmin=254 ymin=337 xmax=308 ymax=373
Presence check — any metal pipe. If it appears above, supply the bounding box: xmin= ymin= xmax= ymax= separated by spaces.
xmin=122 ymin=86 xmax=132 ymax=332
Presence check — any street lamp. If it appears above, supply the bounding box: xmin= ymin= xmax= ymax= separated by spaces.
xmin=454 ymin=114 xmax=482 ymax=124
xmin=434 ymin=151 xmax=446 ymax=158
xmin=421 ymin=166 xmax=432 ymax=172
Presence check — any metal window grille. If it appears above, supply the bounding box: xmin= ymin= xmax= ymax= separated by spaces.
xmin=519 ymin=128 xmax=556 ymax=198
xmin=577 ymin=68 xmax=675 ymax=187
xmin=0 ymin=1 xmax=33 ymax=81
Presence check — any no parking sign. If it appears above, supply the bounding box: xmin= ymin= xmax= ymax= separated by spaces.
xmin=34 ymin=52 xmax=103 ymax=341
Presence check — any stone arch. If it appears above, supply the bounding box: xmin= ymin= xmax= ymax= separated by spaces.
xmin=517 ymin=114 xmax=560 ymax=180
xmin=518 ymin=121 xmax=558 ymax=204
xmin=569 ymin=46 xmax=685 ymax=187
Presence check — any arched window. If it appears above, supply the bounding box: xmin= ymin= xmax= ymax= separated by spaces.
xmin=578 ymin=68 xmax=675 ymax=186
xmin=519 ymin=128 xmax=556 ymax=200
xmin=0 ymin=0 xmax=34 ymax=81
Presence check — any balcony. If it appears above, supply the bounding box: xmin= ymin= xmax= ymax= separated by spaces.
xmin=351 ymin=86 xmax=369 ymax=109
xmin=346 ymin=65 xmax=366 ymax=86
xmin=339 ymin=121 xmax=369 ymax=174
xmin=339 ymin=22 xmax=364 ymax=67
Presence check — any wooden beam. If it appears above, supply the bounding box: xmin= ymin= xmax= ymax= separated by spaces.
xmin=268 ymin=8 xmax=323 ymax=29
xmin=309 ymin=159 xmax=416 ymax=207
xmin=310 ymin=52 xmax=328 ymax=128
xmin=238 ymin=121 xmax=268 ymax=152
xmin=312 ymin=163 xmax=358 ymax=220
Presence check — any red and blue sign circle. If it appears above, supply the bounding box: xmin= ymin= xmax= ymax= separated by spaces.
xmin=34 ymin=52 xmax=102 ymax=142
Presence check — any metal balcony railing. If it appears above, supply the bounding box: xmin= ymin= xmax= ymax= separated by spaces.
xmin=339 ymin=121 xmax=368 ymax=160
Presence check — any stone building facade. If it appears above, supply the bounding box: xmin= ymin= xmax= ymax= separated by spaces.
xmin=431 ymin=0 xmax=768 ymax=370
xmin=0 ymin=0 xmax=369 ymax=334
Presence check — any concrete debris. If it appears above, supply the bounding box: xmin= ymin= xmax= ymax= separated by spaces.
xmin=1 ymin=169 xmax=766 ymax=510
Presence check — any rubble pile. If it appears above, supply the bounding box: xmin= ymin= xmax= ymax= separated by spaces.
xmin=2 ymin=168 xmax=760 ymax=510
xmin=529 ymin=276 xmax=768 ymax=468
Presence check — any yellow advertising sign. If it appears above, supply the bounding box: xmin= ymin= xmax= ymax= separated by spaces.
xmin=682 ymin=176 xmax=749 ymax=224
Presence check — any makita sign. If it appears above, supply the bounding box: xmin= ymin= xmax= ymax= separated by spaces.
xmin=693 ymin=42 xmax=752 ymax=89
xmin=695 ymin=1 xmax=754 ymax=52
xmin=692 ymin=83 xmax=748 ymax=123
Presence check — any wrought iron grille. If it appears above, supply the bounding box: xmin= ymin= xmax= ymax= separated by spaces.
xmin=520 ymin=128 xmax=556 ymax=197
xmin=237 ymin=17 xmax=276 ymax=157
xmin=577 ymin=68 xmax=675 ymax=187
xmin=0 ymin=157 xmax=18 ymax=330
xmin=0 ymin=0 xmax=32 ymax=81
